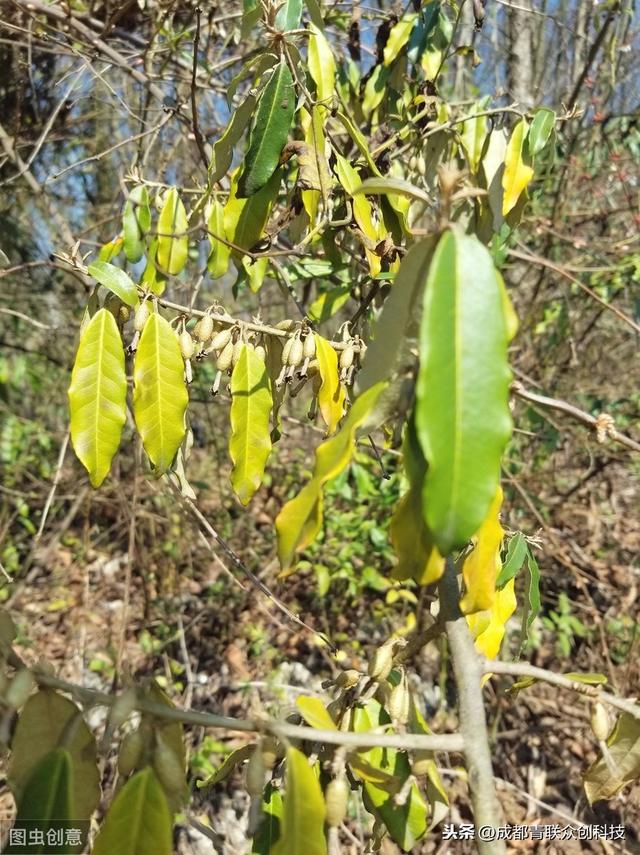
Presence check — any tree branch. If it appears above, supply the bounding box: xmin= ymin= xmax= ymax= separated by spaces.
xmin=439 ymin=558 xmax=505 ymax=853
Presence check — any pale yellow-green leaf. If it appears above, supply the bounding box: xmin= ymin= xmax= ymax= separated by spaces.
xmin=383 ymin=14 xmax=417 ymax=66
xmin=308 ymin=24 xmax=335 ymax=105
xmin=133 ymin=312 xmax=188 ymax=472
xmin=467 ymin=577 xmax=517 ymax=659
xmin=460 ymin=487 xmax=504 ymax=615
xmin=272 ymin=747 xmax=326 ymax=855
xmin=362 ymin=65 xmax=388 ymax=118
xmin=229 ymin=344 xmax=273 ymax=504
xmin=314 ymin=334 xmax=346 ymax=435
xmin=460 ymin=109 xmax=489 ymax=173
xmin=207 ymin=199 xmax=230 ymax=279
xmin=157 ymin=187 xmax=188 ymax=275
xmin=334 ymin=154 xmax=382 ymax=276
xmin=276 ymin=382 xmax=387 ymax=571
xmin=68 ymin=308 xmax=127 ymax=488
xmin=296 ymin=696 xmax=337 ymax=731
xmin=502 ymin=119 xmax=534 ymax=216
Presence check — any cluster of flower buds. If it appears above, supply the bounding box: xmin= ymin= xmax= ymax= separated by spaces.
xmin=275 ymin=322 xmax=318 ymax=389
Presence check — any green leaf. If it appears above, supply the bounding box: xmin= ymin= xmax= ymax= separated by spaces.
xmin=9 ymin=690 xmax=100 ymax=823
xmin=383 ymin=14 xmax=418 ymax=66
xmin=334 ymin=111 xmax=382 ymax=176
xmin=133 ymin=312 xmax=188 ymax=472
xmin=7 ymin=749 xmax=75 ymax=855
xmin=237 ymin=60 xmax=295 ymax=198
xmin=519 ymin=550 xmax=541 ymax=653
xmin=357 ymin=239 xmax=435 ymax=394
xmin=314 ymin=334 xmax=346 ymax=434
xmin=415 ymin=229 xmax=512 ymax=555
xmin=123 ymin=185 xmax=151 ymax=263
xmin=225 ymin=168 xmax=281 ymax=255
xmin=88 ymin=260 xmax=139 ymax=307
xmin=68 ymin=308 xmax=127 ymax=488
xmin=140 ymin=238 xmax=165 ymax=296
xmin=308 ymin=24 xmax=335 ymax=104
xmin=157 ymin=188 xmax=188 ymax=276
xmin=210 ymin=91 xmax=259 ymax=183
xmin=272 ymin=747 xmax=326 ymax=855
xmin=92 ymin=768 xmax=173 ymax=855
xmin=98 ymin=235 xmax=124 ymax=263
xmin=229 ymin=344 xmax=273 ymax=504
xmin=296 ymin=696 xmax=337 ymax=730
xmin=502 ymin=119 xmax=533 ymax=216
xmin=275 ymin=0 xmax=303 ymax=31
xmin=352 ymin=700 xmax=428 ymax=850
xmin=251 ymin=782 xmax=283 ymax=854
xmin=495 ymin=532 xmax=528 ymax=588
xmin=275 ymin=382 xmax=387 ymax=571
xmin=563 ymin=672 xmax=608 ymax=685
xmin=528 ymin=108 xmax=555 ymax=157
xmin=241 ymin=0 xmax=260 ymax=39
xmin=354 ymin=177 xmax=433 ymax=207
xmin=584 ymin=713 xmax=640 ymax=803
xmin=197 ymin=744 xmax=255 ymax=790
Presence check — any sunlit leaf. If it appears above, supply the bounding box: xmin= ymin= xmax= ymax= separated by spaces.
xmin=275 ymin=0 xmax=303 ymax=31
xmin=88 ymin=260 xmax=139 ymax=308
xmin=237 ymin=60 xmax=295 ymax=197
xmin=519 ymin=550 xmax=541 ymax=651
xmin=460 ymin=102 xmax=489 ymax=173
xmin=68 ymin=308 xmax=127 ymax=488
xmin=502 ymin=119 xmax=534 ymax=216
xmin=362 ymin=65 xmax=388 ymax=117
xmin=460 ymin=488 xmax=504 ymax=614
xmin=334 ymin=154 xmax=383 ymax=275
xmin=354 ymin=177 xmax=433 ymax=207
xmin=229 ymin=344 xmax=273 ymax=504
xmin=528 ymin=108 xmax=556 ymax=157
xmin=140 ymin=238 xmax=165 ymax=296
xmin=272 ymin=747 xmax=326 ymax=855
xmin=415 ymin=230 xmax=512 ymax=555
xmin=383 ymin=14 xmax=418 ymax=66
xmin=133 ymin=312 xmax=188 ymax=472
xmin=467 ymin=577 xmax=517 ymax=659
xmin=296 ymin=696 xmax=337 ymax=731
xmin=308 ymin=286 xmax=350 ymax=324
xmin=123 ymin=185 xmax=151 ymax=263
xmin=276 ymin=382 xmax=387 ymax=571
xmin=308 ymin=24 xmax=335 ymax=105
xmin=9 ymin=690 xmax=100 ymax=823
xmin=584 ymin=713 xmax=640 ymax=803
xmin=157 ymin=188 xmax=188 ymax=276
xmin=352 ymin=700 xmax=428 ymax=850
xmin=206 ymin=199 xmax=230 ymax=279
xmin=92 ymin=768 xmax=172 ymax=855
xmin=314 ymin=334 xmax=346 ymax=435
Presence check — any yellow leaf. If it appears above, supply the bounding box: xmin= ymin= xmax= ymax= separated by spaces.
xmin=390 ymin=489 xmax=444 ymax=586
xmin=467 ymin=578 xmax=517 ymax=659
xmin=502 ymin=119 xmax=534 ymax=216
xmin=460 ymin=487 xmax=504 ymax=615
xmin=383 ymin=14 xmax=417 ymax=66
xmin=68 ymin=309 xmax=127 ymax=488
xmin=296 ymin=696 xmax=337 ymax=730
xmin=314 ymin=334 xmax=346 ymax=435
xmin=276 ymin=383 xmax=387 ymax=571
xmin=229 ymin=344 xmax=273 ymax=504
xmin=133 ymin=312 xmax=188 ymax=472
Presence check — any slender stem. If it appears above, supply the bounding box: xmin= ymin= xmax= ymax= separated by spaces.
xmin=439 ymin=558 xmax=505 ymax=854
xmin=482 ymin=658 xmax=640 ymax=720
